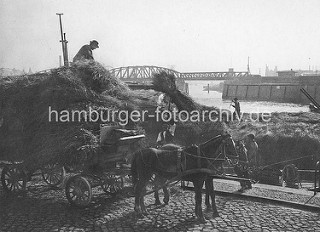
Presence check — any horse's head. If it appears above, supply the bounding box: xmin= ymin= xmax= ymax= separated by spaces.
xmin=200 ymin=133 xmax=239 ymax=165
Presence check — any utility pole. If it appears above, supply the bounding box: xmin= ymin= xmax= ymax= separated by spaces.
xmin=309 ymin=58 xmax=311 ymax=72
xmin=59 ymin=55 xmax=62 ymax=67
xmin=56 ymin=13 xmax=69 ymax=67
xmin=247 ymin=56 xmax=251 ymax=74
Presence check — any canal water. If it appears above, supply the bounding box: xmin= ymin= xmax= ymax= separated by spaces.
xmin=186 ymin=81 xmax=309 ymax=113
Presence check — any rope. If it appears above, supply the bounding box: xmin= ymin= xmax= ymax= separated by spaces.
xmin=260 ymin=155 xmax=314 ymax=169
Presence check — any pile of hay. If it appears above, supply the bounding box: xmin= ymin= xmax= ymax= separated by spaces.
xmin=0 ymin=61 xmax=154 ymax=167
xmin=256 ymin=134 xmax=320 ymax=170
xmin=152 ymin=71 xmax=199 ymax=112
xmin=228 ymin=112 xmax=320 ymax=170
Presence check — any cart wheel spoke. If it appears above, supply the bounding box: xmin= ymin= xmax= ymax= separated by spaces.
xmin=42 ymin=164 xmax=65 ymax=187
xmin=65 ymin=176 xmax=92 ymax=207
xmin=1 ymin=166 xmax=26 ymax=193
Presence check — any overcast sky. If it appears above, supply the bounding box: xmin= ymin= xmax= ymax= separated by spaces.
xmin=1 ymin=0 xmax=320 ymax=74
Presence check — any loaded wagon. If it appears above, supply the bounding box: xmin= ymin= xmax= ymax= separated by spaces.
xmin=0 ymin=125 xmax=145 ymax=206
xmin=65 ymin=125 xmax=145 ymax=207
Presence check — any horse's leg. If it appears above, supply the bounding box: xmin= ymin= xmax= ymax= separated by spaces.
xmin=205 ymin=178 xmax=211 ymax=210
xmin=140 ymin=189 xmax=148 ymax=215
xmin=154 ymin=190 xmax=161 ymax=205
xmin=140 ymin=173 xmax=153 ymax=215
xmin=154 ymin=175 xmax=161 ymax=205
xmin=134 ymin=179 xmax=143 ymax=215
xmin=163 ymin=185 xmax=170 ymax=205
xmin=134 ymin=174 xmax=149 ymax=216
xmin=209 ymin=178 xmax=219 ymax=217
xmin=193 ymin=179 xmax=206 ymax=223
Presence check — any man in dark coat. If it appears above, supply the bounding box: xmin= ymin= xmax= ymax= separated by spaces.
xmin=231 ymin=97 xmax=241 ymax=120
xmin=73 ymin=40 xmax=99 ymax=62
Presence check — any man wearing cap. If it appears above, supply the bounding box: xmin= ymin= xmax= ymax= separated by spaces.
xmin=73 ymin=40 xmax=99 ymax=62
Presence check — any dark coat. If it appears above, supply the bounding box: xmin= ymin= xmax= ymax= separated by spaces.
xmin=73 ymin=45 xmax=94 ymax=62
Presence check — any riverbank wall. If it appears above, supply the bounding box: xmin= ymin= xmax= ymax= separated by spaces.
xmin=222 ymin=76 xmax=320 ymax=104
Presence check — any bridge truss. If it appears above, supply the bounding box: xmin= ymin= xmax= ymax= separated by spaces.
xmin=180 ymin=71 xmax=250 ymax=80
xmin=109 ymin=66 xmax=180 ymax=81
xmin=109 ymin=66 xmax=250 ymax=81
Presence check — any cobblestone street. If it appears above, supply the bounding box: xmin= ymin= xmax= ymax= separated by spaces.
xmin=1 ymin=177 xmax=320 ymax=232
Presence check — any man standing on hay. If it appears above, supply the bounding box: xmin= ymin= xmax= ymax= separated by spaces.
xmin=73 ymin=40 xmax=99 ymax=62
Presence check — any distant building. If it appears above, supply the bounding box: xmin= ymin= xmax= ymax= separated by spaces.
xmin=294 ymin=69 xmax=320 ymax=76
xmin=277 ymin=70 xmax=298 ymax=78
xmin=265 ymin=65 xmax=278 ymax=76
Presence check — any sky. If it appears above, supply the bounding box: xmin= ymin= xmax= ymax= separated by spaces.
xmin=1 ymin=0 xmax=320 ymax=75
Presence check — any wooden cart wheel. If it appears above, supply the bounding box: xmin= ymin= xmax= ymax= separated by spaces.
xmin=1 ymin=166 xmax=27 ymax=193
xmin=101 ymin=174 xmax=124 ymax=195
xmin=65 ymin=175 xmax=92 ymax=207
xmin=41 ymin=164 xmax=66 ymax=187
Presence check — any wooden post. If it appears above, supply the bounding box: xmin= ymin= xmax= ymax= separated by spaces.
xmin=283 ymin=86 xmax=287 ymax=100
xmin=245 ymin=85 xmax=249 ymax=98
xmin=225 ymin=84 xmax=229 ymax=97
xmin=235 ymin=85 xmax=239 ymax=99
xmin=207 ymin=83 xmax=210 ymax=93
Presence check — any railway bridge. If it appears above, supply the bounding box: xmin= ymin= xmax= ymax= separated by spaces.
xmin=109 ymin=65 xmax=250 ymax=82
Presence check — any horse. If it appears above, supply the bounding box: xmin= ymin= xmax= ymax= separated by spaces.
xmin=153 ymin=140 xmax=247 ymax=216
xmin=131 ymin=133 xmax=238 ymax=222
xmin=152 ymin=144 xmax=222 ymax=216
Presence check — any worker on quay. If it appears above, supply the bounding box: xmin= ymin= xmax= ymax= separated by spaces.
xmin=231 ymin=97 xmax=241 ymax=120
xmin=245 ymin=134 xmax=259 ymax=168
xmin=234 ymin=140 xmax=252 ymax=191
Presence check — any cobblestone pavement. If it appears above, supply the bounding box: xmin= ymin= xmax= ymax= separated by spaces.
xmin=1 ymin=176 xmax=320 ymax=232
xmin=212 ymin=179 xmax=320 ymax=207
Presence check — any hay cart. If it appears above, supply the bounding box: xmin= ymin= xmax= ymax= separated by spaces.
xmin=64 ymin=126 xmax=145 ymax=207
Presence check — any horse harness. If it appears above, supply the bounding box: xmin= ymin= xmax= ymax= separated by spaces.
xmin=141 ymin=135 xmax=235 ymax=176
